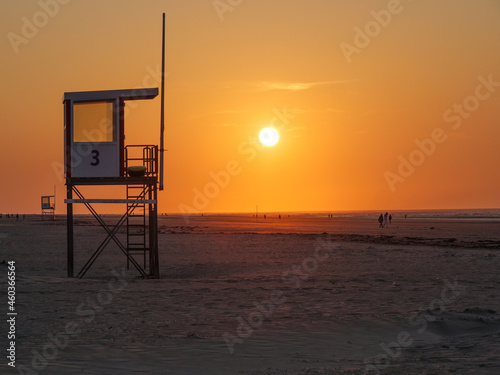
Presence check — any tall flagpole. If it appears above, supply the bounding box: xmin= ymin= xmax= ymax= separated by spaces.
xmin=159 ymin=13 xmax=165 ymax=191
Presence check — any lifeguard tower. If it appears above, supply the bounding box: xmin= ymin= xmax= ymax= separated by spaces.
xmin=41 ymin=194 xmax=55 ymax=220
xmin=63 ymin=88 xmax=161 ymax=278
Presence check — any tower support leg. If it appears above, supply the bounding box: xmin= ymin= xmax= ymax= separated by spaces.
xmin=149 ymin=183 xmax=159 ymax=278
xmin=67 ymin=184 xmax=74 ymax=278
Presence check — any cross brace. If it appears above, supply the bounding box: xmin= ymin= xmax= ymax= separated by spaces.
xmin=71 ymin=186 xmax=150 ymax=279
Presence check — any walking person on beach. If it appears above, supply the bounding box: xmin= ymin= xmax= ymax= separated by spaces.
xmin=389 ymin=214 xmax=392 ymax=225
xmin=384 ymin=212 xmax=389 ymax=228
xmin=378 ymin=214 xmax=384 ymax=228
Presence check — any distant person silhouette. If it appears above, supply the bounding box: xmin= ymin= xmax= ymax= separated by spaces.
xmin=378 ymin=214 xmax=384 ymax=228
xmin=384 ymin=212 xmax=388 ymax=228
xmin=389 ymin=214 xmax=392 ymax=224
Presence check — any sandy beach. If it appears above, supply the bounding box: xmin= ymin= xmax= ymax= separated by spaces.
xmin=1 ymin=213 xmax=499 ymax=374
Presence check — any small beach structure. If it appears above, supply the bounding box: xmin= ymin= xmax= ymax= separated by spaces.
xmin=63 ymin=88 xmax=161 ymax=279
xmin=41 ymin=192 xmax=55 ymax=221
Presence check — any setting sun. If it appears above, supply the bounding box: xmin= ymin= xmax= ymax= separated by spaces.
xmin=259 ymin=128 xmax=279 ymax=147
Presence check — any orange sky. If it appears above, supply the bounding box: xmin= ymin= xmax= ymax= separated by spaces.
xmin=1 ymin=0 xmax=500 ymax=214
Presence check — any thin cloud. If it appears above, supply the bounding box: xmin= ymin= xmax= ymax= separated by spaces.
xmin=256 ymin=80 xmax=354 ymax=92
xmin=293 ymin=107 xmax=345 ymax=114
xmin=188 ymin=109 xmax=249 ymax=121
xmin=213 ymin=109 xmax=250 ymax=115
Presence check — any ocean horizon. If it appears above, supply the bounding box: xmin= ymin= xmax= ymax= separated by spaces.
xmin=33 ymin=207 xmax=500 ymax=220
xmin=164 ymin=208 xmax=500 ymax=219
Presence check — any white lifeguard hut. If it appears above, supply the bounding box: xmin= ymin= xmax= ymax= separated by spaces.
xmin=64 ymin=89 xmax=158 ymax=178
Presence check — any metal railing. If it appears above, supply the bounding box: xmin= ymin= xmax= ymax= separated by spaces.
xmin=124 ymin=145 xmax=158 ymax=177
